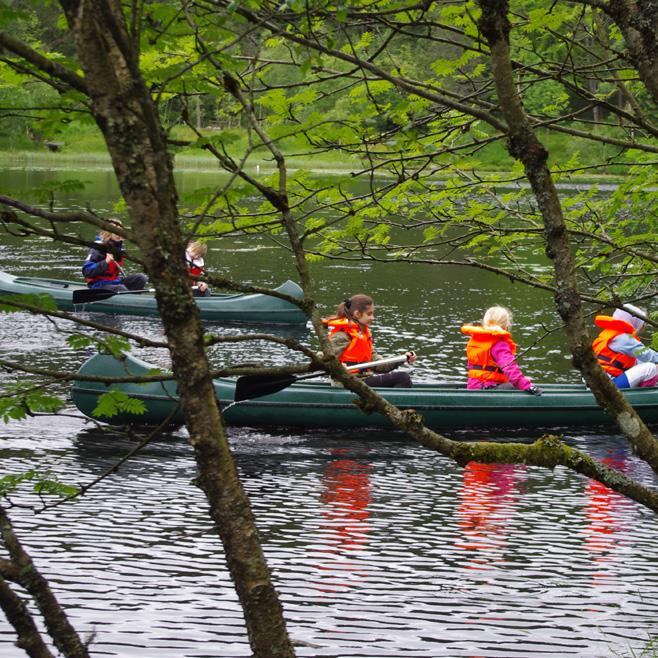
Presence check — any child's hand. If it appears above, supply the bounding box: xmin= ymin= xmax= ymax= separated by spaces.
xmin=105 ymin=253 xmax=114 ymax=263
xmin=406 ymin=351 xmax=417 ymax=364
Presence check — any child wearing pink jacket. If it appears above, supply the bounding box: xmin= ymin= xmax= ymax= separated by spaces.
xmin=461 ymin=306 xmax=541 ymax=395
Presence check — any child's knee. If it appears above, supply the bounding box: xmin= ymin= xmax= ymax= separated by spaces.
xmin=396 ymin=372 xmax=412 ymax=388
xmin=625 ymin=362 xmax=658 ymax=387
xmin=639 ymin=363 xmax=658 ymax=388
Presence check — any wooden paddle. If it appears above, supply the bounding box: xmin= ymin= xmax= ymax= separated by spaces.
xmin=234 ymin=354 xmax=408 ymax=402
xmin=72 ymin=287 xmax=154 ymax=304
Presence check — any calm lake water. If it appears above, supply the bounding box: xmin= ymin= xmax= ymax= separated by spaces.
xmin=1 ymin=163 xmax=657 ymax=657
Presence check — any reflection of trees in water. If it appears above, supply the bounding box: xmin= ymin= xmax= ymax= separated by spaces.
xmin=456 ymin=461 xmax=523 ymax=569
xmin=314 ymin=447 xmax=372 ymax=592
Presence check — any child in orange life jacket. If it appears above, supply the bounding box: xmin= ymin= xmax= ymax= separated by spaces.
xmin=323 ymin=294 xmax=417 ymax=388
xmin=461 ymin=306 xmax=541 ymax=395
xmin=82 ymin=219 xmax=147 ymax=292
xmin=592 ymin=304 xmax=658 ymax=388
xmin=185 ymin=241 xmax=211 ymax=297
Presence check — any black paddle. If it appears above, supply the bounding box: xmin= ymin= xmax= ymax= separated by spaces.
xmin=234 ymin=355 xmax=408 ymax=402
xmin=72 ymin=287 xmax=154 ymax=304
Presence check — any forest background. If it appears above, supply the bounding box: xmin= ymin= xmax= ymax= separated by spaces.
xmin=0 ymin=0 xmax=650 ymax=179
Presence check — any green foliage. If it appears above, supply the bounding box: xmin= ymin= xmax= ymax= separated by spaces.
xmin=24 ymin=178 xmax=89 ymax=202
xmin=66 ymin=333 xmax=132 ymax=359
xmin=0 ymin=384 xmax=65 ymax=423
xmin=92 ymin=389 xmax=146 ymax=419
xmin=0 ymin=0 xmax=83 ymax=149
xmin=522 ymin=81 xmax=570 ymax=117
xmin=65 ymin=334 xmax=97 ymax=350
xmin=0 ymin=10 xmax=655 ymax=657
xmin=0 ymin=293 xmax=58 ymax=313
xmin=0 ymin=469 xmax=78 ymax=498
xmin=99 ymin=336 xmax=133 ymax=358
xmin=0 ymin=5 xmax=31 ymax=26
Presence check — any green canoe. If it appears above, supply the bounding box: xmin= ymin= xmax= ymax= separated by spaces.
xmin=0 ymin=270 xmax=306 ymax=324
xmin=71 ymin=352 xmax=658 ymax=430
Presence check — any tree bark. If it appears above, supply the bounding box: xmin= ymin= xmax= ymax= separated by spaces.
xmin=0 ymin=506 xmax=88 ymax=658
xmin=603 ymin=0 xmax=658 ymax=103
xmin=0 ymin=575 xmax=57 ymax=658
xmin=475 ymin=0 xmax=658 ymax=471
xmin=56 ymin=1 xmax=294 ymax=656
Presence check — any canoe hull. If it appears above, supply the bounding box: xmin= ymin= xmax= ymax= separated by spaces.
xmin=0 ymin=271 xmax=306 ymax=324
xmin=71 ymin=353 xmax=658 ymax=430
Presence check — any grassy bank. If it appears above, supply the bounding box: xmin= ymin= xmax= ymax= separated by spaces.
xmin=0 ymin=124 xmax=365 ymax=175
xmin=0 ymin=121 xmax=631 ymax=182
xmin=0 ymin=145 xmax=364 ymax=176
xmin=0 ymin=148 xmax=628 ymax=186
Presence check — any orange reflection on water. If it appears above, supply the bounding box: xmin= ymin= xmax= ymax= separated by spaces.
xmin=314 ymin=448 xmax=372 ymax=592
xmin=583 ymin=452 xmax=626 ymax=585
xmin=456 ymin=462 xmax=522 ymax=569
xmin=320 ymin=448 xmax=371 ymax=551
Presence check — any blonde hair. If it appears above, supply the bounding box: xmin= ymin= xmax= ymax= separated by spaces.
xmin=187 ymin=241 xmax=208 ymax=258
xmin=99 ymin=218 xmax=123 ymax=242
xmin=483 ymin=306 xmax=512 ymax=330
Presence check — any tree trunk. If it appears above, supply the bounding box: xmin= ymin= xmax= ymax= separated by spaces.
xmin=0 ymin=506 xmax=89 ymax=658
xmin=57 ymin=2 xmax=294 ymax=656
xmin=475 ymin=0 xmax=658 ymax=471
xmin=604 ymin=0 xmax=658 ymax=103
xmin=0 ymin=575 xmax=57 ymax=658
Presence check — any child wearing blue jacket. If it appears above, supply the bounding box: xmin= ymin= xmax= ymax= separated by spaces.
xmin=82 ymin=219 xmax=147 ymax=292
xmin=592 ymin=304 xmax=658 ymax=388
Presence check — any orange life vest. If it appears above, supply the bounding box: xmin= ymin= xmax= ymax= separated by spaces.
xmin=592 ymin=315 xmax=637 ymax=377
xmin=324 ymin=317 xmax=373 ymax=368
xmin=461 ymin=324 xmax=517 ymax=384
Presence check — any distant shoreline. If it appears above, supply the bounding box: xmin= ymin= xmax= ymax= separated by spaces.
xmin=0 ymin=149 xmax=626 ymax=185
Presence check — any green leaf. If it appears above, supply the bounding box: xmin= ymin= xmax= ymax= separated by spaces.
xmin=0 ymin=385 xmax=66 ymax=423
xmin=0 ymin=469 xmax=79 ymax=498
xmin=65 ymin=334 xmax=96 ymax=350
xmin=93 ymin=390 xmax=146 ymax=419
xmin=0 ymin=293 xmax=58 ymax=313
xmin=96 ymin=336 xmax=132 ymax=358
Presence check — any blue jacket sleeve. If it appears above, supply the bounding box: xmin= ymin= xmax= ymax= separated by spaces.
xmin=609 ymin=334 xmax=658 ymax=364
xmin=82 ymin=260 xmax=109 ymax=278
xmin=82 ymin=246 xmax=108 ymax=278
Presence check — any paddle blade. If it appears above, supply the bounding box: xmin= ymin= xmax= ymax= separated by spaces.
xmin=72 ymin=288 xmax=116 ymax=304
xmin=234 ymin=374 xmax=297 ymax=402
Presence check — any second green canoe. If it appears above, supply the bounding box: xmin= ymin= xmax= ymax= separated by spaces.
xmin=0 ymin=270 xmax=307 ymax=324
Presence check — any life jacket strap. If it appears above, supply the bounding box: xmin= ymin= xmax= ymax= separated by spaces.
xmin=596 ymin=354 xmax=627 ymax=371
xmin=468 ymin=364 xmax=503 ymax=374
